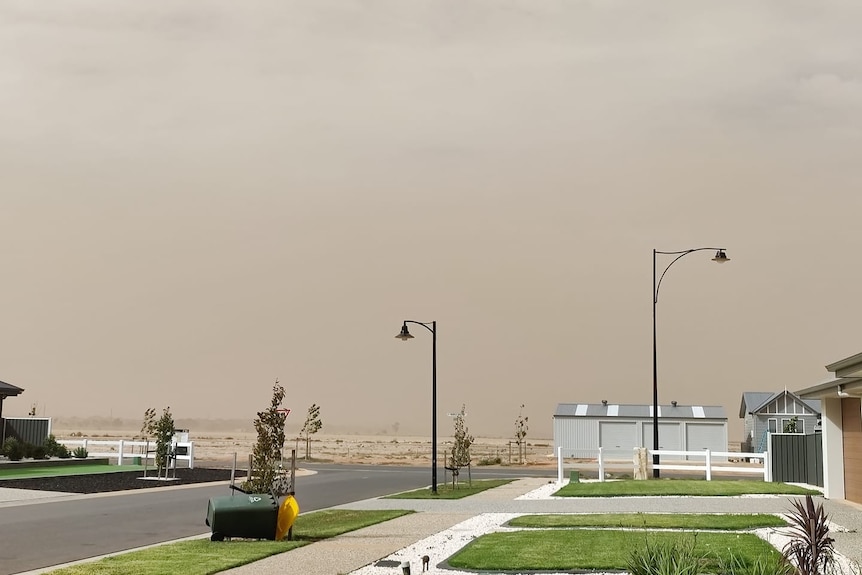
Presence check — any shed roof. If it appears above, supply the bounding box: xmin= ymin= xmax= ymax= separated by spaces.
xmin=554 ymin=403 xmax=726 ymax=419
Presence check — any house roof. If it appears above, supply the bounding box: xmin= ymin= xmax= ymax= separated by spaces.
xmin=739 ymin=390 xmax=820 ymax=418
xmin=0 ymin=380 xmax=24 ymax=398
xmin=554 ymin=403 xmax=726 ymax=419
xmin=739 ymin=392 xmax=774 ymax=418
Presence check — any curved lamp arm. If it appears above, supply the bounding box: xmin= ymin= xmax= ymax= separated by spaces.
xmin=395 ymin=319 xmax=437 ymax=341
xmin=654 ymin=248 xmax=728 ymax=304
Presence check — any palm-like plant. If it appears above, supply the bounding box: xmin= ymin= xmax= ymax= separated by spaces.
xmin=782 ymin=495 xmax=835 ymax=575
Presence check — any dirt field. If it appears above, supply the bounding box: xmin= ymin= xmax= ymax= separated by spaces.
xmin=51 ymin=429 xmax=558 ymax=469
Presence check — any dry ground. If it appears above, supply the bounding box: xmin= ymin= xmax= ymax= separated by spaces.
xmin=52 ymin=429 xmax=558 ymax=469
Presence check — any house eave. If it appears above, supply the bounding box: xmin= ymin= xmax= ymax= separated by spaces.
xmin=796 ymin=377 xmax=862 ymax=399
xmin=825 ymin=351 xmax=862 ymax=377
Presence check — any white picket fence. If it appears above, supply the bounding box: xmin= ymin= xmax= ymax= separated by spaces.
xmin=59 ymin=438 xmax=195 ymax=469
xmin=556 ymin=446 xmax=768 ymax=483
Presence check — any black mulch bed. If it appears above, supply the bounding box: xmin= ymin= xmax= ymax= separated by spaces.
xmin=1 ymin=468 xmax=248 ymax=494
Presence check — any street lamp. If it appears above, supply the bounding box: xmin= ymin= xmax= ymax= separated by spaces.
xmin=395 ymin=320 xmax=438 ymax=495
xmin=653 ymin=248 xmax=729 ymax=478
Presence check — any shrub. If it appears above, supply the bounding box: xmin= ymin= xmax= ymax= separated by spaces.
xmin=31 ymin=445 xmax=48 ymax=460
xmin=44 ymin=435 xmax=72 ymax=458
xmin=72 ymin=447 xmax=89 ymax=459
xmin=22 ymin=441 xmax=36 ymax=459
xmin=2 ymin=438 xmax=25 ymax=461
xmin=477 ymin=456 xmax=502 ymax=466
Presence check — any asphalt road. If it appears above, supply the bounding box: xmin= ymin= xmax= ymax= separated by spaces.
xmin=1 ymin=464 xmax=555 ymax=575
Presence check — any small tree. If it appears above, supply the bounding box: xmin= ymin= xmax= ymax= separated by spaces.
xmin=514 ymin=404 xmax=529 ymax=464
xmin=784 ymin=416 xmax=799 ymax=433
xmin=141 ymin=407 xmax=156 ymax=440
xmin=300 ymin=404 xmax=323 ymax=460
xmin=245 ymin=381 xmax=288 ymax=493
xmin=450 ymin=405 xmax=474 ymax=487
xmin=142 ymin=406 xmax=175 ymax=476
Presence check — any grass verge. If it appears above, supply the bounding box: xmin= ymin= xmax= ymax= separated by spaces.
xmin=43 ymin=509 xmax=412 ymax=575
xmin=0 ymin=465 xmax=143 ymax=479
xmin=448 ymin=530 xmax=780 ymax=571
xmin=508 ymin=512 xmax=787 ymax=530
xmin=555 ymin=479 xmax=820 ymax=497
xmin=384 ymin=479 xmax=513 ymax=499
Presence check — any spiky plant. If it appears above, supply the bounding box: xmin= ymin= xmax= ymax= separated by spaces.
xmin=782 ymin=495 xmax=835 ymax=575
xmin=627 ymin=533 xmax=703 ymax=575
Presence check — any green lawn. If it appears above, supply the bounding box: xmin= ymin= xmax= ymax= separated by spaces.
xmin=447 ymin=530 xmax=781 ymax=571
xmin=43 ymin=509 xmax=412 ymax=575
xmin=508 ymin=512 xmax=787 ymax=530
xmin=555 ymin=479 xmax=820 ymax=497
xmin=0 ymin=464 xmax=142 ymax=480
xmin=384 ymin=479 xmax=513 ymax=499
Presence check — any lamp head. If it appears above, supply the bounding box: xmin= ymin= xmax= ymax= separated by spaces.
xmin=395 ymin=323 xmax=414 ymax=341
xmin=712 ymin=250 xmax=730 ymax=263
xmin=838 ymin=385 xmax=850 ymax=398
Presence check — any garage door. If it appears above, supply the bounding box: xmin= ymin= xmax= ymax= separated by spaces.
xmin=642 ymin=422 xmax=682 ymax=452
xmin=685 ymin=423 xmax=727 ymax=461
xmin=842 ymin=398 xmax=862 ymax=504
xmin=599 ymin=422 xmax=637 ymax=459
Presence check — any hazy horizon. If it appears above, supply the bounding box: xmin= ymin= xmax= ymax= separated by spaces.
xmin=3 ymin=0 xmax=861 ymax=442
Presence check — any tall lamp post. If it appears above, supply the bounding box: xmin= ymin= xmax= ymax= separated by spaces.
xmin=653 ymin=248 xmax=729 ymax=478
xmin=396 ymin=320 xmax=438 ymax=495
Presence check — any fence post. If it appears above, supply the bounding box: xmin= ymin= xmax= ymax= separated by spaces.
xmin=188 ymin=442 xmax=195 ymax=469
xmin=765 ymin=432 xmax=773 ymax=482
xmin=557 ymin=446 xmax=563 ymax=483
xmin=118 ymin=439 xmax=125 ymax=466
xmin=598 ymin=447 xmax=605 ymax=482
xmin=705 ymin=449 xmax=712 ymax=481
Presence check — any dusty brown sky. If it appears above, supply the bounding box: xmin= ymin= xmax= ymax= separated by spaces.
xmin=2 ymin=0 xmax=861 ymax=441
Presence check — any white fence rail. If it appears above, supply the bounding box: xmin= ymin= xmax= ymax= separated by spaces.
xmin=651 ymin=449 xmax=769 ymax=481
xmin=556 ymin=446 xmax=768 ymax=483
xmin=59 ymin=439 xmax=195 ymax=469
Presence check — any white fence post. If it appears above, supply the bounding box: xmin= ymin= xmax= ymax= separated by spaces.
xmin=598 ymin=447 xmax=605 ymax=482
xmin=118 ymin=439 xmax=125 ymax=466
xmin=705 ymin=449 xmax=712 ymax=481
xmin=557 ymin=446 xmax=563 ymax=483
xmin=188 ymin=442 xmax=194 ymax=469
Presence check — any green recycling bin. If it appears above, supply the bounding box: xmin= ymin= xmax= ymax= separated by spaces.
xmin=206 ymin=493 xmax=278 ymax=541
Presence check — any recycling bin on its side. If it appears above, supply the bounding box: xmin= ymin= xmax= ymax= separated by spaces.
xmin=206 ymin=493 xmax=278 ymax=541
